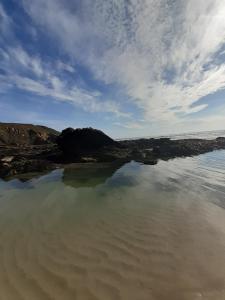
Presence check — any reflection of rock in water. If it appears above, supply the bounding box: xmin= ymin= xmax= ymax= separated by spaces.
xmin=63 ymin=162 xmax=125 ymax=188
xmin=0 ymin=169 xmax=63 ymax=190
xmin=0 ymin=166 xmax=58 ymax=183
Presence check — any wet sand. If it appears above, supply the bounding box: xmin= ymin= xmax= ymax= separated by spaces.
xmin=0 ymin=150 xmax=225 ymax=299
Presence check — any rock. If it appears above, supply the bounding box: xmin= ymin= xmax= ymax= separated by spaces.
xmin=152 ymin=146 xmax=160 ymax=155
xmin=123 ymin=137 xmax=225 ymax=159
xmin=80 ymin=157 xmax=97 ymax=163
xmin=1 ymin=156 xmax=14 ymax=163
xmin=142 ymin=159 xmax=158 ymax=165
xmin=216 ymin=137 xmax=225 ymax=146
xmin=0 ymin=123 xmax=59 ymax=145
xmin=216 ymin=137 xmax=225 ymax=141
xmin=57 ymin=127 xmax=119 ymax=160
xmin=0 ymin=158 xmax=55 ymax=179
xmin=0 ymin=161 xmax=14 ymax=177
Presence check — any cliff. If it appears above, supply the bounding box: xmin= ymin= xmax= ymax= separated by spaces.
xmin=0 ymin=123 xmax=59 ymax=145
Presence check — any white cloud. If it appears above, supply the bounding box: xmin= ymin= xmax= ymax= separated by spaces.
xmin=114 ymin=121 xmax=144 ymax=130
xmin=56 ymin=61 xmax=75 ymax=73
xmin=6 ymin=46 xmax=44 ymax=77
xmin=0 ymin=3 xmax=11 ymax=37
xmin=0 ymin=45 xmax=128 ymax=117
xmin=1 ymin=69 xmax=127 ymax=117
xmin=0 ymin=4 xmax=129 ymax=118
xmin=22 ymin=0 xmax=225 ymax=127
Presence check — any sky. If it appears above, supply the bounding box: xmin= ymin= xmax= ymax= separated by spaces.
xmin=1 ymin=0 xmax=225 ymax=138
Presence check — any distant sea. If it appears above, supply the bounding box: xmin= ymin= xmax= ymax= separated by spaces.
xmin=119 ymin=129 xmax=225 ymax=141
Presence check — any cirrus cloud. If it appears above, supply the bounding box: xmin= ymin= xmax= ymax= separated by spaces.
xmin=22 ymin=0 xmax=225 ymax=125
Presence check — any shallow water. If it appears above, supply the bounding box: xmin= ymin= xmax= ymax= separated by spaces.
xmin=1 ymin=151 xmax=225 ymax=300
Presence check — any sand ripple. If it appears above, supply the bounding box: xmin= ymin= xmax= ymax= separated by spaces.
xmin=0 ymin=151 xmax=225 ymax=299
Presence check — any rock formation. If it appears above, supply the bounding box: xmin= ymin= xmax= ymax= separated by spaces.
xmin=57 ymin=127 xmax=119 ymax=160
xmin=0 ymin=123 xmax=59 ymax=145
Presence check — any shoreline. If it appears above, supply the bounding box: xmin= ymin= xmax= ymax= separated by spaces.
xmin=1 ymin=136 xmax=225 ymax=180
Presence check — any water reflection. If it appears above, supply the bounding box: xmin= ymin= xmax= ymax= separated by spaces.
xmin=0 ymin=151 xmax=225 ymax=299
xmin=62 ymin=162 xmax=125 ymax=188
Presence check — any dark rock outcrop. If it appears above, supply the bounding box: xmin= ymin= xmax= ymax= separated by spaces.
xmin=121 ymin=137 xmax=225 ymax=158
xmin=0 ymin=158 xmax=54 ymax=178
xmin=57 ymin=127 xmax=119 ymax=161
xmin=0 ymin=144 xmax=59 ymax=179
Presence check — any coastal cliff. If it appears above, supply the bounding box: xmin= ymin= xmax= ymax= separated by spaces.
xmin=0 ymin=123 xmax=59 ymax=145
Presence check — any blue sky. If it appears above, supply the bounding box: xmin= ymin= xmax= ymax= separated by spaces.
xmin=1 ymin=0 xmax=225 ymax=138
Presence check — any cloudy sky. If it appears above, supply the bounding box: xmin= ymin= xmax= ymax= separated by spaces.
xmin=1 ymin=0 xmax=225 ymax=138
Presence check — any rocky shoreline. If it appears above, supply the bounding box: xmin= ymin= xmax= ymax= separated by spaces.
xmin=1 ymin=124 xmax=225 ymax=180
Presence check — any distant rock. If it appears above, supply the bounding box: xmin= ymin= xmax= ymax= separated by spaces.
xmin=57 ymin=127 xmax=119 ymax=160
xmin=0 ymin=123 xmax=59 ymax=145
xmin=123 ymin=137 xmax=225 ymax=158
